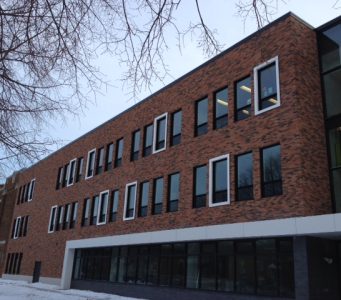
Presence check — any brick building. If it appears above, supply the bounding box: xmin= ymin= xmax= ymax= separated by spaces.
xmin=1 ymin=12 xmax=341 ymax=299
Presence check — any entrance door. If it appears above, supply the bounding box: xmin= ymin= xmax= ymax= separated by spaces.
xmin=32 ymin=261 xmax=41 ymax=283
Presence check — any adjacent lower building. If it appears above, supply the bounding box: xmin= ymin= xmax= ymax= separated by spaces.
xmin=1 ymin=12 xmax=341 ymax=300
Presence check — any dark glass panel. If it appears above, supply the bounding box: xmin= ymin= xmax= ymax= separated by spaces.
xmin=193 ymin=165 xmax=207 ymax=208
xmin=139 ymin=182 xmax=149 ymax=217
xmin=196 ymin=98 xmax=208 ymax=136
xmin=115 ymin=138 xmax=124 ymax=167
xmin=200 ymin=243 xmax=216 ymax=290
xmin=110 ymin=190 xmax=119 ymax=222
xmin=237 ymin=152 xmax=253 ymax=201
xmin=171 ymin=110 xmax=182 ymax=146
xmin=96 ymin=147 xmax=104 ymax=175
xmin=236 ymin=77 xmax=251 ymax=121
xmin=258 ymin=63 xmax=278 ymax=110
xmin=143 ymin=124 xmax=153 ymax=157
xmin=153 ymin=177 xmax=163 ymax=215
xmin=172 ymin=256 xmax=186 ymax=288
xmin=87 ymin=151 xmax=95 ymax=178
xmin=99 ymin=192 xmax=108 ymax=223
xmin=155 ymin=117 xmax=166 ymax=151
xmin=215 ymin=87 xmax=228 ymax=129
xmin=168 ymin=173 xmax=180 ymax=212
xmin=262 ymin=145 xmax=282 ymax=197
xmin=217 ymin=255 xmax=234 ymax=292
xmin=131 ymin=130 xmax=140 ymax=161
xmin=213 ymin=158 xmax=228 ymax=203
xmin=126 ymin=247 xmax=138 ymax=283
xmin=76 ymin=157 xmax=84 ymax=182
xmin=320 ymin=24 xmax=341 ymax=72
xmin=324 ymin=68 xmax=341 ymax=118
xmin=105 ymin=143 xmax=114 ymax=171
xmin=186 ymin=255 xmax=199 ymax=289
xmin=126 ymin=184 xmax=136 ymax=218
xmin=91 ymin=195 xmax=99 ymax=225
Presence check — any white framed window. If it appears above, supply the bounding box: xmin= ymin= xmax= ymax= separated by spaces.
xmin=123 ymin=182 xmax=137 ymax=221
xmin=48 ymin=206 xmax=57 ymax=233
xmin=85 ymin=149 xmax=96 ymax=179
xmin=13 ymin=217 xmax=21 ymax=239
xmin=153 ymin=112 xmax=168 ymax=154
xmin=254 ymin=56 xmax=281 ymax=115
xmin=67 ymin=158 xmax=77 ymax=186
xmin=28 ymin=179 xmax=35 ymax=201
xmin=209 ymin=154 xmax=230 ymax=207
xmin=97 ymin=190 xmax=109 ymax=225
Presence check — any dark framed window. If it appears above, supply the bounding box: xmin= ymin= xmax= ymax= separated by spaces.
xmin=98 ymin=191 xmax=109 ymax=224
xmin=153 ymin=113 xmax=167 ymax=152
xmin=28 ymin=179 xmax=35 ymax=201
xmin=261 ymin=144 xmax=282 ymax=197
xmin=167 ymin=172 xmax=180 ymax=212
xmin=67 ymin=159 xmax=76 ymax=186
xmin=48 ymin=206 xmax=57 ymax=233
xmin=63 ymin=203 xmax=71 ymax=230
xmin=91 ymin=195 xmax=99 ymax=225
xmin=81 ymin=198 xmax=91 ymax=226
xmin=236 ymin=152 xmax=254 ymax=201
xmin=235 ymin=76 xmax=251 ymax=121
xmin=193 ymin=165 xmax=207 ymax=208
xmin=143 ymin=124 xmax=153 ymax=157
xmin=96 ymin=147 xmax=105 ymax=175
xmin=152 ymin=177 xmax=163 ymax=215
xmin=214 ymin=87 xmax=228 ymax=129
xmin=110 ymin=190 xmax=119 ymax=222
xmin=86 ymin=149 xmax=96 ymax=179
xmin=56 ymin=167 xmax=63 ymax=190
xmin=255 ymin=58 xmax=279 ymax=112
xmin=124 ymin=183 xmax=137 ymax=220
xmin=195 ymin=98 xmax=208 ymax=136
xmin=210 ymin=155 xmax=229 ymax=205
xmin=131 ymin=130 xmax=141 ymax=161
xmin=139 ymin=181 xmax=149 ymax=217
xmin=105 ymin=143 xmax=114 ymax=171
xmin=22 ymin=216 xmax=29 ymax=236
xmin=62 ymin=163 xmax=69 ymax=187
xmin=56 ymin=206 xmax=64 ymax=231
xmin=76 ymin=157 xmax=84 ymax=182
xmin=17 ymin=186 xmax=22 ymax=205
xmin=236 ymin=241 xmax=255 ymax=293
xmin=20 ymin=184 xmax=26 ymax=203
xmin=115 ymin=138 xmax=124 ymax=167
xmin=70 ymin=202 xmax=78 ymax=229
xmin=170 ymin=110 xmax=182 ymax=146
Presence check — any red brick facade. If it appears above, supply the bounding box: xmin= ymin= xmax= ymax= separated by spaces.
xmin=2 ymin=14 xmax=332 ymax=280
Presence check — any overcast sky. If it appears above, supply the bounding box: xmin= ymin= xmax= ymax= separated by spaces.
xmin=47 ymin=1 xmax=340 ymax=151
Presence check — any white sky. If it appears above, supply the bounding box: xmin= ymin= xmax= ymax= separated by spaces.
xmin=48 ymin=1 xmax=340 ymax=150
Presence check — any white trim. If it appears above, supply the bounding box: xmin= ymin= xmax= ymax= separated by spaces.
xmin=85 ymin=148 xmax=96 ymax=180
xmin=27 ymin=178 xmax=35 ymax=201
xmin=13 ymin=216 xmax=21 ymax=239
xmin=67 ymin=158 xmax=77 ymax=187
xmin=152 ymin=112 xmax=168 ymax=154
xmin=48 ymin=206 xmax=57 ymax=233
xmin=209 ymin=154 xmax=230 ymax=207
xmin=97 ymin=190 xmax=109 ymax=225
xmin=123 ymin=181 xmax=138 ymax=221
xmin=254 ymin=56 xmax=281 ymax=115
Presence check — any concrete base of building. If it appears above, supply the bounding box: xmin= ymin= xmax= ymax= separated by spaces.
xmin=1 ymin=274 xmax=61 ymax=286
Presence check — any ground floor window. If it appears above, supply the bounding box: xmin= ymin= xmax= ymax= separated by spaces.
xmin=72 ymin=238 xmax=294 ymax=297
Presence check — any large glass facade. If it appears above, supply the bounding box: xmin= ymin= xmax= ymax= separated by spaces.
xmin=72 ymin=238 xmax=294 ymax=298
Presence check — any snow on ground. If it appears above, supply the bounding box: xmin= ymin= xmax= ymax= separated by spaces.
xmin=0 ymin=279 xmax=141 ymax=300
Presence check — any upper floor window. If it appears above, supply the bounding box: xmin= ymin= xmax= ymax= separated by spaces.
xmin=76 ymin=157 xmax=84 ymax=182
xmin=62 ymin=163 xmax=69 ymax=187
xmin=254 ymin=56 xmax=280 ymax=114
xmin=139 ymin=181 xmax=149 ymax=217
xmin=63 ymin=203 xmax=71 ymax=230
xmin=153 ymin=113 xmax=168 ymax=153
xmin=56 ymin=206 xmax=64 ymax=231
xmin=131 ymin=130 xmax=141 ymax=161
xmin=214 ymin=87 xmax=228 ymax=129
xmin=81 ymin=198 xmax=91 ymax=227
xmin=56 ymin=167 xmax=63 ymax=189
xmin=28 ymin=179 xmax=35 ymax=201
xmin=195 ymin=98 xmax=208 ymax=136
xmin=168 ymin=172 xmax=180 ymax=212
xmin=97 ymin=190 xmax=109 ymax=225
xmin=193 ymin=165 xmax=207 ymax=208
xmin=105 ymin=143 xmax=114 ymax=171
xmin=48 ymin=206 xmax=57 ymax=233
xmin=209 ymin=154 xmax=230 ymax=206
xmin=85 ymin=149 xmax=96 ymax=179
xmin=110 ymin=190 xmax=119 ymax=222
xmin=261 ymin=144 xmax=282 ymax=197
xmin=70 ymin=202 xmax=78 ymax=229
xmin=124 ymin=182 xmax=137 ymax=220
xmin=152 ymin=177 xmax=163 ymax=215
xmin=143 ymin=124 xmax=153 ymax=157
xmin=67 ymin=159 xmax=77 ymax=186
xmin=115 ymin=138 xmax=124 ymax=167
xmin=170 ymin=110 xmax=182 ymax=146
xmin=236 ymin=152 xmax=254 ymax=201
xmin=235 ymin=77 xmax=251 ymax=121
xmin=96 ymin=147 xmax=105 ymax=175
xmin=91 ymin=195 xmax=99 ymax=225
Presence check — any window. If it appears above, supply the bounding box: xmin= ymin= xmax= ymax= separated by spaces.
xmin=91 ymin=195 xmax=99 ymax=225
xmin=195 ymin=98 xmax=208 ymax=136
xmin=115 ymin=138 xmax=124 ymax=167
xmin=22 ymin=216 xmax=29 ymax=236
xmin=168 ymin=173 xmax=180 ymax=212
xmin=67 ymin=159 xmax=77 ymax=186
xmin=254 ymin=56 xmax=280 ymax=114
xmin=76 ymin=157 xmax=84 ymax=182
xmin=56 ymin=167 xmax=63 ymax=189
xmin=193 ymin=165 xmax=207 ymax=208
xmin=56 ymin=206 xmax=64 ymax=231
xmin=170 ymin=110 xmax=182 ymax=146
xmin=209 ymin=154 xmax=230 ymax=206
xmin=28 ymin=179 xmax=35 ymax=201
xmin=81 ymin=198 xmax=91 ymax=227
xmin=96 ymin=147 xmax=105 ymax=175
xmin=62 ymin=163 xmax=69 ymax=187
xmin=153 ymin=113 xmax=168 ymax=153
xmin=236 ymin=152 xmax=254 ymax=201
xmin=5 ymin=252 xmax=23 ymax=275
xmin=13 ymin=217 xmax=21 ymax=239
xmin=70 ymin=202 xmax=78 ymax=229
xmin=105 ymin=143 xmax=114 ymax=171
xmin=139 ymin=182 xmax=149 ymax=217
xmin=97 ymin=190 xmax=109 ymax=225
xmin=124 ymin=182 xmax=137 ymax=220
xmin=131 ymin=130 xmax=141 ymax=161
xmin=152 ymin=177 xmax=163 ymax=215
xmin=110 ymin=190 xmax=119 ymax=222
xmin=63 ymin=203 xmax=71 ymax=230
xmin=143 ymin=124 xmax=153 ymax=157
xmin=261 ymin=145 xmax=282 ymax=197
xmin=85 ymin=149 xmax=96 ymax=179
xmin=16 ymin=186 xmax=22 ymax=205
xmin=235 ymin=76 xmax=251 ymax=121
xmin=214 ymin=87 xmax=228 ymax=129
xmin=48 ymin=206 xmax=57 ymax=233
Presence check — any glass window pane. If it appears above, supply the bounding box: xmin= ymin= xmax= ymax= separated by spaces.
xmin=172 ymin=111 xmax=182 ymax=137
xmin=195 ymin=165 xmax=207 ymax=196
xmin=236 ymin=255 xmax=255 ymax=293
xmin=126 ymin=184 xmax=136 ymax=218
xmin=237 ymin=152 xmax=253 ymax=201
xmin=324 ymin=68 xmax=341 ymax=118
xmin=144 ymin=124 xmax=153 ymax=156
xmin=156 ymin=117 xmax=166 ymax=150
xmin=258 ymin=63 xmax=278 ymax=110
xmin=213 ymin=158 xmax=228 ymax=203
xmin=215 ymin=87 xmax=228 ymax=128
xmin=153 ymin=178 xmax=163 ymax=214
xmin=262 ymin=145 xmax=282 ymax=197
xmin=236 ymin=77 xmax=251 ymax=121
xmin=320 ymin=24 xmax=341 ymax=72
xmin=217 ymin=255 xmax=234 ymax=292
xmin=186 ymin=256 xmax=199 ymax=289
xmin=169 ymin=173 xmax=179 ymax=201
xmin=197 ymin=98 xmax=208 ymax=126
xmin=133 ymin=131 xmax=140 ymax=152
